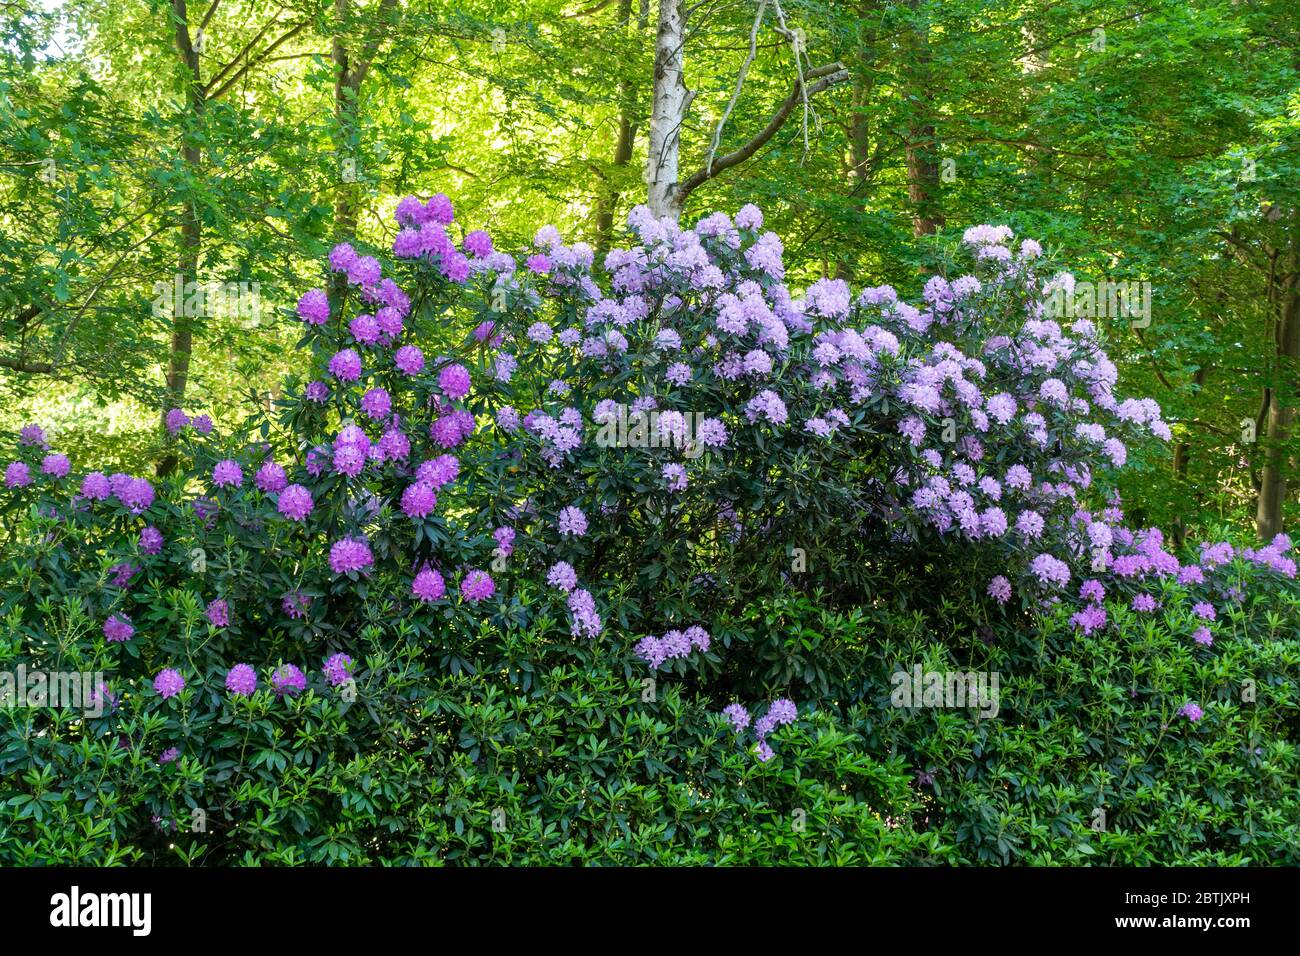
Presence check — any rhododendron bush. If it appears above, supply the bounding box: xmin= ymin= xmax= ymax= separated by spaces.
xmin=2 ymin=195 xmax=1299 ymax=864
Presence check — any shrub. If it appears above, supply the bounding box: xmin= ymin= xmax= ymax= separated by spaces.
xmin=1 ymin=196 xmax=1297 ymax=864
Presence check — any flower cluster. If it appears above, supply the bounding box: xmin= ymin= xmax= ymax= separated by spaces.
xmin=634 ymin=626 xmax=710 ymax=669
xmin=721 ymin=697 xmax=799 ymax=762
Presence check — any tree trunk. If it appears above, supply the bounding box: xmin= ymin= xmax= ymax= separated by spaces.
xmin=903 ymin=0 xmax=943 ymax=238
xmin=1256 ymin=274 xmax=1300 ymax=540
xmin=1170 ymin=367 xmax=1208 ymax=548
xmin=836 ymin=8 xmax=877 ymax=280
xmin=328 ymin=0 xmax=365 ymax=311
xmin=646 ymin=0 xmax=687 ymax=220
xmin=594 ymin=0 xmax=641 ymax=256
xmin=159 ymin=0 xmax=206 ymax=475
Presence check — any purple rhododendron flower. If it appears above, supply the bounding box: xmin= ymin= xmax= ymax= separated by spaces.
xmin=255 ymin=460 xmax=287 ymax=493
xmin=282 ymin=591 xmax=312 ymax=620
xmin=226 ymin=663 xmax=257 ymax=696
xmin=212 ymin=460 xmax=243 ymax=489
xmin=361 ymin=387 xmax=391 ymax=420
xmin=328 ymin=348 xmax=362 ymax=382
xmin=557 ymin=505 xmax=587 ymax=537
xmin=767 ymin=698 xmax=797 ymax=726
xmin=394 ymin=345 xmax=425 ymax=375
xmin=103 ymin=614 xmax=134 ymax=643
xmin=412 ymin=566 xmax=446 ymax=602
xmin=350 ymin=313 xmax=381 ymax=344
xmin=323 ymin=653 xmax=354 ymax=687
xmin=271 ymin=664 xmax=307 ymax=697
xmin=1070 ymin=603 xmax=1107 ymax=635
xmin=120 ymin=477 xmax=155 ymax=513
xmin=723 ymin=703 xmax=750 ymax=733
xmin=329 ymin=537 xmax=373 ymax=575
xmin=206 ymin=598 xmax=230 ymax=628
xmin=460 ymin=569 xmax=495 ymax=602
xmin=5 ymin=462 xmax=31 ymax=488
xmin=81 ymin=472 xmax=111 ymax=500
xmin=400 ymin=481 xmax=438 ymax=519
xmin=1030 ymin=553 xmax=1070 ymax=589
xmin=278 ymin=484 xmax=314 ymax=521
xmin=297 ymin=289 xmax=330 ymax=324
xmin=41 ymin=453 xmax=70 ymax=478
xmin=463 ymin=230 xmax=493 ymax=258
xmin=416 ymin=454 xmax=459 ymax=488
xmin=438 ymin=364 xmax=472 ymax=399
xmin=19 ymin=424 xmax=48 ymax=447
xmin=153 ymin=668 xmax=185 ymax=699
xmin=547 ymin=561 xmax=577 ymax=592
xmin=139 ymin=526 xmax=164 ymax=555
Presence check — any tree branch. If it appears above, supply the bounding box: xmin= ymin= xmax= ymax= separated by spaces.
xmin=198 ymin=0 xmax=222 ymax=34
xmin=1215 ymin=229 xmax=1270 ymax=273
xmin=678 ymin=61 xmax=848 ymax=202
xmin=209 ymin=21 xmax=308 ymax=99
xmin=0 ymin=357 xmax=55 ymax=374
xmin=204 ymin=8 xmax=283 ymax=94
xmin=565 ymin=0 xmax=617 ymax=17
xmin=704 ymin=0 xmax=766 ymax=177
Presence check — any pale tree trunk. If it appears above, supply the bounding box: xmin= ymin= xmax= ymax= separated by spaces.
xmin=646 ymin=0 xmax=688 ymax=219
xmin=644 ymin=0 xmax=847 ymax=221
xmin=1256 ymin=272 xmax=1300 ymax=540
xmin=333 ymin=0 xmax=363 ymax=243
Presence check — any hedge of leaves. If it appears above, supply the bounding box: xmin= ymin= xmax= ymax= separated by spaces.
xmin=1 ymin=196 xmax=1297 ymax=864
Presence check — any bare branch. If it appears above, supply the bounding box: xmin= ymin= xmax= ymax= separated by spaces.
xmin=565 ymin=0 xmax=617 ymax=17
xmin=198 ymin=0 xmax=222 ymax=34
xmin=208 ymin=21 xmax=308 ymax=99
xmin=678 ymin=61 xmax=848 ymax=202
xmin=1215 ymin=230 xmax=1270 ymax=273
xmin=770 ymin=0 xmax=813 ymax=159
xmin=704 ymin=0 xmax=766 ymax=177
xmin=204 ymin=8 xmax=284 ymax=94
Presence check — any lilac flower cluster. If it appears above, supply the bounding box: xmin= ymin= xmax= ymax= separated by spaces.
xmin=721 ymin=697 xmax=799 ymax=762
xmin=634 ymin=626 xmax=710 ymax=669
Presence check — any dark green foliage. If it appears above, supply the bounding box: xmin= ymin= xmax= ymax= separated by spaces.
xmin=4 ymin=555 xmax=1296 ymax=864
